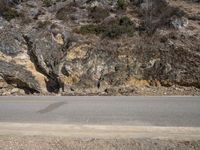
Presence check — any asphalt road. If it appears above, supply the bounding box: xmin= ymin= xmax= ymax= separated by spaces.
xmin=0 ymin=96 xmax=200 ymax=127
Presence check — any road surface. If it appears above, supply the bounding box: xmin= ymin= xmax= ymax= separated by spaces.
xmin=0 ymin=96 xmax=200 ymax=140
xmin=0 ymin=96 xmax=200 ymax=127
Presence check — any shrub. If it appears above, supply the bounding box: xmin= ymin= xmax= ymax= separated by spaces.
xmin=43 ymin=0 xmax=54 ymax=7
xmin=79 ymin=24 xmax=106 ymax=35
xmin=117 ymin=0 xmax=127 ymax=10
xmin=119 ymin=16 xmax=133 ymax=26
xmin=79 ymin=16 xmax=135 ymax=38
xmin=4 ymin=9 xmax=19 ymax=21
xmin=0 ymin=0 xmax=20 ymax=21
xmin=37 ymin=20 xmax=51 ymax=29
xmin=56 ymin=2 xmax=78 ymax=21
xmin=1 ymin=8 xmax=19 ymax=21
xmin=89 ymin=7 xmax=109 ymax=23
xmin=104 ymin=17 xmax=135 ymax=38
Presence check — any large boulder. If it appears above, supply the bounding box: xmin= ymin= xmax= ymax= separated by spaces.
xmin=59 ymin=38 xmax=145 ymax=93
xmin=0 ymin=27 xmax=47 ymax=94
xmin=170 ymin=16 xmax=188 ymax=29
xmin=62 ymin=43 xmax=119 ymax=91
xmin=24 ymin=23 xmax=73 ymax=92
xmin=0 ymin=60 xmax=41 ymax=93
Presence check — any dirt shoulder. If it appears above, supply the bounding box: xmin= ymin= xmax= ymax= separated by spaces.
xmin=1 ymin=123 xmax=200 ymax=149
xmin=0 ymin=135 xmax=200 ymax=150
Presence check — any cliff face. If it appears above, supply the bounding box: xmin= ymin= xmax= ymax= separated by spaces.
xmin=0 ymin=0 xmax=200 ymax=95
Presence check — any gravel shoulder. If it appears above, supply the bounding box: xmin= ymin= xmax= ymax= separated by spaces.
xmin=0 ymin=135 xmax=200 ymax=150
xmin=1 ymin=123 xmax=200 ymax=149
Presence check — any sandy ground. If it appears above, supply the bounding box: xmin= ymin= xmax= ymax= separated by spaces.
xmin=0 ymin=135 xmax=200 ymax=150
xmin=1 ymin=123 xmax=200 ymax=150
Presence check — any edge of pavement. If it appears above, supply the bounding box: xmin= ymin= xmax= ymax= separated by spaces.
xmin=0 ymin=123 xmax=200 ymax=140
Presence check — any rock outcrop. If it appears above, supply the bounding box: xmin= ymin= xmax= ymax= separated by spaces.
xmin=0 ymin=25 xmax=47 ymax=94
xmin=0 ymin=0 xmax=200 ymax=95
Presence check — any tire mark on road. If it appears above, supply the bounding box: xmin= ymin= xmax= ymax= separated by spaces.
xmin=37 ymin=101 xmax=67 ymax=114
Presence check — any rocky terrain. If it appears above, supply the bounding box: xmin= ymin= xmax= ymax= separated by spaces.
xmin=0 ymin=0 xmax=200 ymax=95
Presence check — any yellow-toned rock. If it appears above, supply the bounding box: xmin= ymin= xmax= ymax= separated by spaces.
xmin=59 ymin=74 xmax=80 ymax=85
xmin=0 ymin=52 xmax=47 ymax=93
xmin=66 ymin=44 xmax=89 ymax=61
xmin=99 ymin=80 xmax=110 ymax=89
xmin=126 ymin=77 xmax=150 ymax=87
xmin=0 ymin=52 xmax=12 ymax=62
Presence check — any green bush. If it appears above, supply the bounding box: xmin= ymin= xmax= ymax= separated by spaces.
xmin=117 ymin=0 xmax=127 ymax=10
xmin=37 ymin=20 xmax=51 ymax=29
xmin=104 ymin=17 xmax=135 ymax=38
xmin=43 ymin=0 xmax=54 ymax=7
xmin=1 ymin=8 xmax=19 ymax=21
xmin=79 ymin=16 xmax=135 ymax=38
xmin=0 ymin=0 xmax=20 ymax=21
xmin=79 ymin=24 xmax=106 ymax=35
xmin=119 ymin=16 xmax=133 ymax=26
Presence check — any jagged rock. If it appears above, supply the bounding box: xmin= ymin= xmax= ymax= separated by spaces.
xmin=0 ymin=28 xmax=26 ymax=56
xmin=24 ymin=24 xmax=73 ymax=92
xmin=0 ymin=17 xmax=9 ymax=29
xmin=62 ymin=42 xmax=119 ymax=90
xmin=60 ymin=39 xmax=144 ymax=92
xmin=170 ymin=16 xmax=188 ymax=29
xmin=25 ymin=28 xmax=72 ymax=75
xmin=140 ymin=0 xmax=169 ymax=11
xmin=0 ymin=60 xmax=41 ymax=93
xmin=0 ymin=28 xmax=47 ymax=94
xmin=0 ymin=76 xmax=8 ymax=89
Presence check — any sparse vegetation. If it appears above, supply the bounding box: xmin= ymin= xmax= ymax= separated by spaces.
xmin=2 ymin=8 xmax=19 ymax=21
xmin=56 ymin=2 xmax=78 ymax=21
xmin=43 ymin=0 xmax=64 ymax=7
xmin=105 ymin=16 xmax=135 ymax=38
xmin=43 ymin=0 xmax=54 ymax=7
xmin=37 ymin=20 xmax=51 ymax=29
xmin=79 ymin=24 xmax=106 ymax=35
xmin=89 ymin=7 xmax=109 ymax=23
xmin=0 ymin=0 xmax=20 ymax=21
xmin=117 ymin=0 xmax=127 ymax=10
xmin=79 ymin=16 xmax=135 ymax=38
xmin=141 ymin=0 xmax=186 ymax=34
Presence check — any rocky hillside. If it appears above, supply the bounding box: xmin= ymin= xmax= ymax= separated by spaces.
xmin=0 ymin=0 xmax=200 ymax=95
